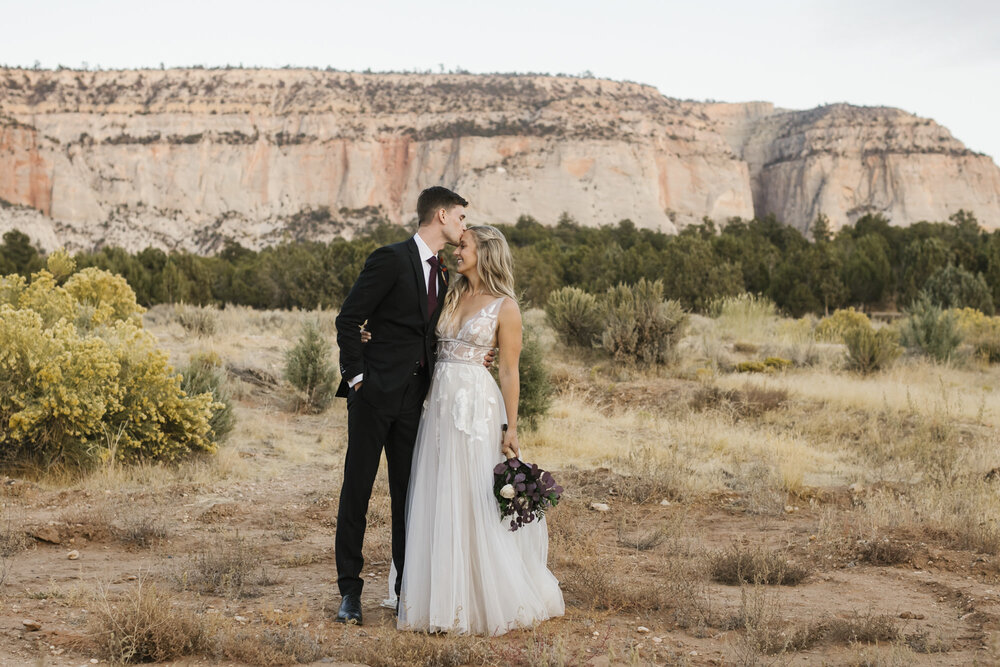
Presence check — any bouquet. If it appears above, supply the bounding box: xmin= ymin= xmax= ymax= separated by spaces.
xmin=493 ymin=456 xmax=563 ymax=531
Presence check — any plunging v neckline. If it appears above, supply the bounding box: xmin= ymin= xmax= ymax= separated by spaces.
xmin=454 ymin=296 xmax=505 ymax=335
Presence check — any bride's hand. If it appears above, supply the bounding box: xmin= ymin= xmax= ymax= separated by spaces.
xmin=502 ymin=427 xmax=520 ymax=459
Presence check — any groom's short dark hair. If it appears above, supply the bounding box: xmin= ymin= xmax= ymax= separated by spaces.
xmin=417 ymin=187 xmax=469 ymax=226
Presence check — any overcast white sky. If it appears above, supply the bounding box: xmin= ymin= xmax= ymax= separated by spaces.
xmin=3 ymin=0 xmax=998 ymax=161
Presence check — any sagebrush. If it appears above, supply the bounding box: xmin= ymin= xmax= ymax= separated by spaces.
xmin=600 ymin=279 xmax=687 ymax=365
xmin=545 ymin=286 xmax=602 ymax=348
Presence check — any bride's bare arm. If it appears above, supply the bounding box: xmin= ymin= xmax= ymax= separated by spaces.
xmin=496 ymin=298 xmax=523 ymax=458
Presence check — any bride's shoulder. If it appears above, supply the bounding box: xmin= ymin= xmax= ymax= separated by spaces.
xmin=497 ymin=297 xmax=521 ymax=322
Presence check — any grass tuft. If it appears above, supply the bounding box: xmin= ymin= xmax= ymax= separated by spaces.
xmin=710 ymin=542 xmax=809 ymax=586
xmin=176 ymin=534 xmax=276 ymax=598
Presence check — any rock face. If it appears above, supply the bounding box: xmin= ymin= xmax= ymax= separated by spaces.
xmin=704 ymin=102 xmax=1000 ymax=233
xmin=0 ymin=68 xmax=997 ymax=252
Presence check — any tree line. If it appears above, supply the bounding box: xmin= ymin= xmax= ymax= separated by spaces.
xmin=2 ymin=209 xmax=998 ymax=315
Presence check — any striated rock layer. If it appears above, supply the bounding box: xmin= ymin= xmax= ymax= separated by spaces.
xmin=0 ymin=68 xmax=997 ymax=252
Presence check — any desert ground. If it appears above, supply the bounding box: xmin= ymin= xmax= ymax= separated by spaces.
xmin=2 ymin=303 xmax=1000 ymax=666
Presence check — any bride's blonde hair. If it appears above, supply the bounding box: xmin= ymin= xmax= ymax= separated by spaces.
xmin=437 ymin=225 xmax=517 ymax=334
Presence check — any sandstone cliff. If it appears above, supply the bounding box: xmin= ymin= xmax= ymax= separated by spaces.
xmin=703 ymin=102 xmax=1000 ymax=233
xmin=0 ymin=68 xmax=997 ymax=252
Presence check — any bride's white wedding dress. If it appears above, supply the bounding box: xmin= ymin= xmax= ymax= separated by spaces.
xmin=398 ymin=297 xmax=564 ymax=636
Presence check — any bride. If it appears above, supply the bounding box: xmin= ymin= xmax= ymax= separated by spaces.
xmin=396 ymin=224 xmax=564 ymax=636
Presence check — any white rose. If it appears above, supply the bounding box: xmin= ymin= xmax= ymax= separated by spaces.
xmin=500 ymin=484 xmax=516 ymax=499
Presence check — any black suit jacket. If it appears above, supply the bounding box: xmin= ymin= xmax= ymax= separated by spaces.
xmin=335 ymin=238 xmax=446 ymax=408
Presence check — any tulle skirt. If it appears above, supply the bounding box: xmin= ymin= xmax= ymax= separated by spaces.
xmin=397 ymin=361 xmax=564 ymax=635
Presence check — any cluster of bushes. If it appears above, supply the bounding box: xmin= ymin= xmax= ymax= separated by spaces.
xmin=812 ymin=302 xmax=1000 ymax=373
xmin=0 ymin=253 xmax=229 ymax=469
xmin=546 ymin=276 xmax=1000 ymax=375
xmin=545 ymin=279 xmax=688 ymax=366
xmin=5 ymin=207 xmax=999 ymax=318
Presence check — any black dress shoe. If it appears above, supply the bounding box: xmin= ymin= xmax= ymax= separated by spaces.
xmin=336 ymin=594 xmax=362 ymax=625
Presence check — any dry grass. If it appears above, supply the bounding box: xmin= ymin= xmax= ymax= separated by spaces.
xmin=338 ymin=632 xmax=494 ymax=667
xmin=710 ymin=542 xmax=810 ymax=586
xmin=825 ymin=610 xmax=900 ymax=644
xmin=903 ymin=630 xmax=953 ymax=654
xmin=721 ymin=358 xmax=1000 ymax=424
xmin=690 ymin=382 xmax=789 ymax=420
xmin=856 ymin=535 xmax=914 ymax=565
xmin=90 ymin=578 xmax=325 ymax=665
xmin=616 ymin=521 xmax=667 ymax=551
xmin=214 ymin=625 xmax=324 ymax=666
xmin=728 ymin=585 xmax=822 ymax=662
xmin=612 ymin=444 xmax=693 ymax=503
xmin=729 ymin=588 xmax=902 ymax=665
xmin=175 ymin=533 xmax=277 ymax=598
xmin=114 ymin=511 xmax=170 ymax=548
xmin=0 ymin=506 xmax=28 ymax=585
xmin=91 ymin=579 xmax=205 ymax=663
xmin=527 ymin=387 xmax=854 ymax=499
xmin=57 ymin=500 xmax=168 ymax=548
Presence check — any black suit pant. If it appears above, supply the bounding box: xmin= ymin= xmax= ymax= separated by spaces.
xmin=335 ymin=368 xmax=428 ymax=597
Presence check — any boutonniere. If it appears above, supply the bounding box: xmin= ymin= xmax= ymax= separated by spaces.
xmin=438 ymin=255 xmax=449 ymax=286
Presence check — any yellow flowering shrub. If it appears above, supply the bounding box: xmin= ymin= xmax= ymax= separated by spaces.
xmin=65 ymin=267 xmax=145 ymax=328
xmin=951 ymin=307 xmax=1000 ymax=363
xmin=814 ymin=308 xmax=871 ymax=343
xmin=0 ymin=267 xmax=219 ymax=469
xmin=16 ymin=270 xmax=76 ymax=327
xmin=46 ymin=249 xmax=76 ymax=282
xmin=0 ymin=274 xmax=26 ymax=306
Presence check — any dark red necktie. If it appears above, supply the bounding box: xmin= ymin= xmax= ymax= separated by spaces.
xmin=426 ymin=256 xmax=439 ymax=314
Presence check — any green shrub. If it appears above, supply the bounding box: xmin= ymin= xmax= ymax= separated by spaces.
xmin=517 ymin=324 xmax=552 ymax=429
xmin=763 ymin=357 xmax=792 ymax=370
xmin=180 ymin=352 xmax=236 ymax=442
xmin=736 ymin=361 xmax=767 ymax=373
xmin=173 ymin=304 xmax=218 ymax=337
xmin=899 ymin=296 xmax=962 ymax=362
xmin=600 ymin=279 xmax=688 ymax=366
xmin=922 ymin=265 xmax=995 ymax=315
xmin=735 ymin=359 xmax=791 ymax=374
xmin=284 ymin=320 xmax=336 ymax=412
xmin=843 ymin=323 xmax=901 ymax=374
xmin=544 ymin=286 xmax=602 ymax=348
xmin=0 ymin=268 xmax=221 ymax=469
xmin=814 ymin=307 xmax=870 ymax=343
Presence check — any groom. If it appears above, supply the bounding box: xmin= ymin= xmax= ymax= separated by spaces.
xmin=332 ymin=186 xmax=468 ymax=625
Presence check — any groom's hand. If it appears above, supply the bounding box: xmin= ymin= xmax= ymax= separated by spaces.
xmin=482 ymin=347 xmax=496 ymax=369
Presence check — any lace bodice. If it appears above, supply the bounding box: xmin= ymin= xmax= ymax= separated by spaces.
xmin=436 ymin=297 xmax=505 ymax=366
